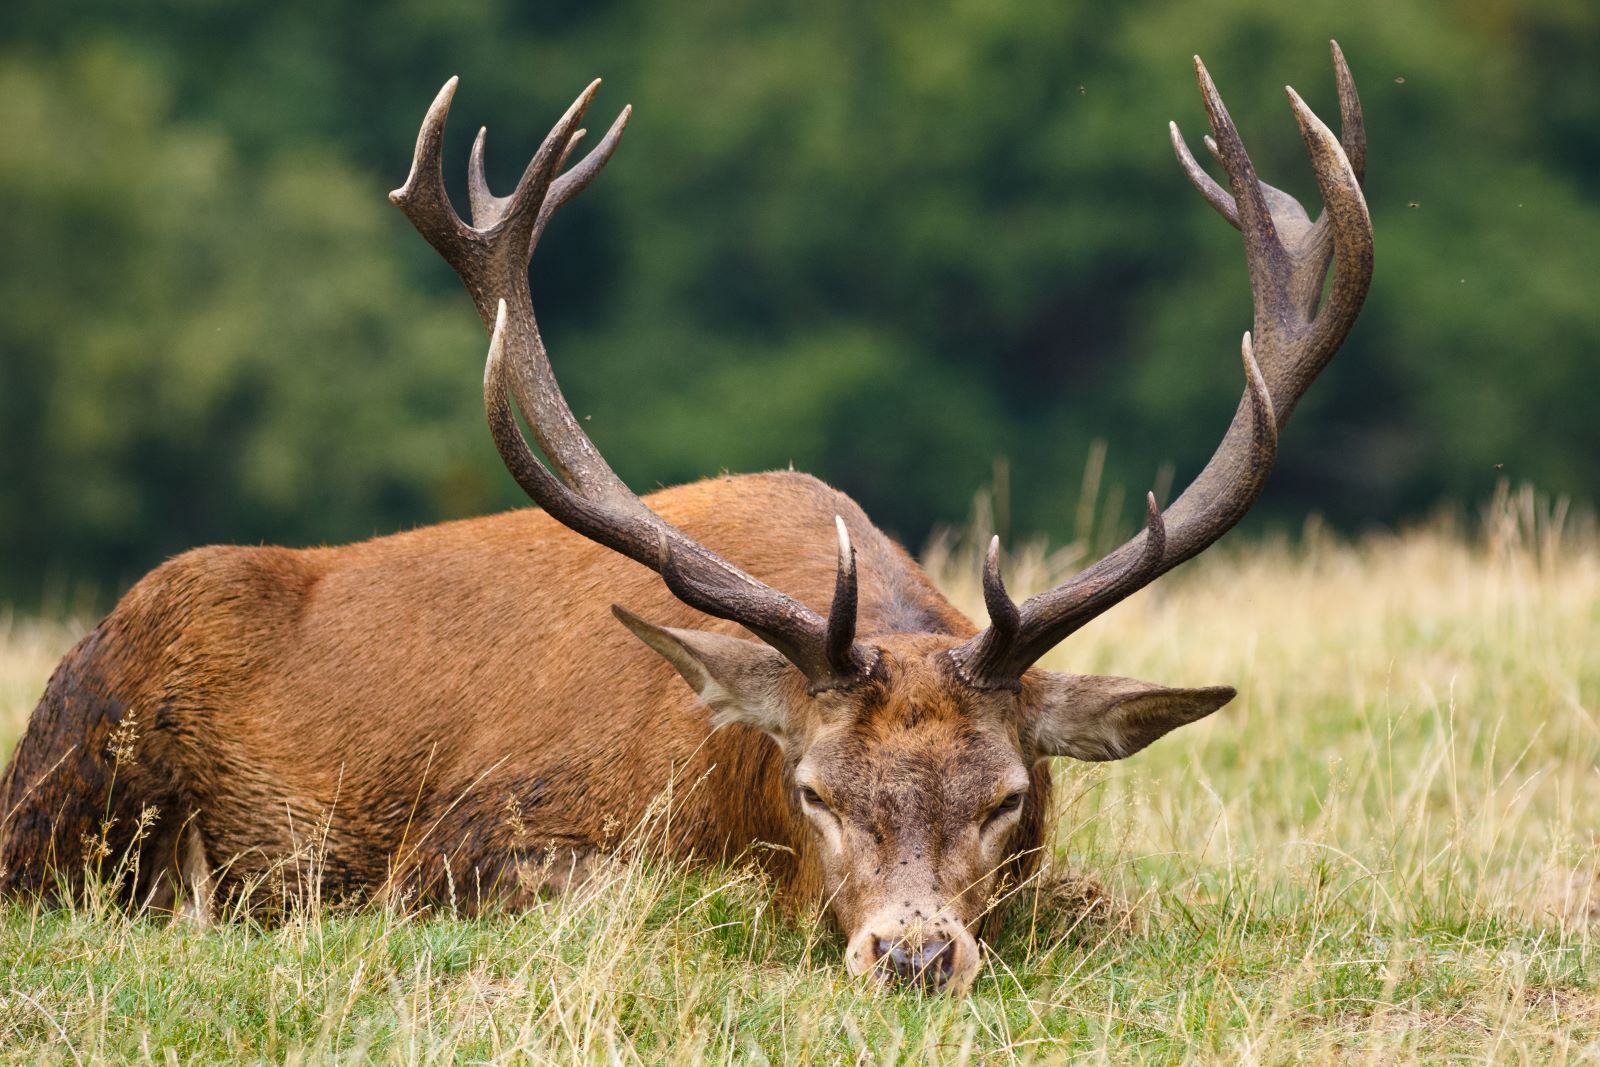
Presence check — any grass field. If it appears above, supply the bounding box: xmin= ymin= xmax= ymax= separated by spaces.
xmin=2 ymin=484 xmax=1598 ymax=1064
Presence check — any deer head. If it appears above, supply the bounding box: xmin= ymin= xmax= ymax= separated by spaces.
xmin=392 ymin=42 xmax=1372 ymax=992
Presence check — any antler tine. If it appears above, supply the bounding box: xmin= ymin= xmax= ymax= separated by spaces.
xmin=1170 ymin=121 xmax=1240 ymax=229
xmin=1193 ymin=57 xmax=1293 ymax=320
xmin=467 ymin=128 xmax=511 ymax=229
xmin=823 ymin=517 xmax=863 ymax=678
xmin=1330 ymin=40 xmax=1366 ymax=183
xmin=389 ymin=78 xmax=475 ymax=256
xmin=949 ymin=48 xmax=1370 ymax=689
xmin=482 ymin=301 xmax=635 ymax=551
xmin=655 ymin=520 xmax=872 ymax=689
xmin=539 ymin=106 xmax=632 ymax=239
xmin=1288 ymin=86 xmax=1374 ymax=366
xmin=980 ymin=537 xmax=1021 ymax=643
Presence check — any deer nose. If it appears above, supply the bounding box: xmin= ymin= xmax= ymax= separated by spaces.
xmin=873 ymin=937 xmax=958 ymax=988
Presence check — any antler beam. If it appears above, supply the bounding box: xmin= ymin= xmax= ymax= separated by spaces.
xmin=392 ymin=79 xmax=877 ymax=692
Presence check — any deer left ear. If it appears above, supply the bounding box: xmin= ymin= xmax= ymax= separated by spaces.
xmin=1027 ymin=671 xmax=1235 ymax=761
xmin=611 ymin=605 xmax=796 ymax=740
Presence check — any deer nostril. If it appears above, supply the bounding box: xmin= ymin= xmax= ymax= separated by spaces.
xmin=874 ymin=937 xmax=909 ymax=974
xmin=872 ymin=937 xmax=958 ymax=987
xmin=925 ymin=939 xmax=956 ymax=982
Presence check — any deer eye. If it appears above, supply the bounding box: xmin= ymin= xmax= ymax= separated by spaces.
xmin=798 ymin=785 xmax=831 ymax=813
xmin=985 ymin=792 xmax=1026 ymax=827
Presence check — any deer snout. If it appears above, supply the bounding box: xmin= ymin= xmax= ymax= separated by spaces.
xmin=845 ymin=914 xmax=980 ymax=993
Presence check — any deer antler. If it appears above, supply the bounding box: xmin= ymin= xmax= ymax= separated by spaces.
xmin=950 ymin=40 xmax=1373 ymax=690
xmin=391 ymin=79 xmax=877 ymax=692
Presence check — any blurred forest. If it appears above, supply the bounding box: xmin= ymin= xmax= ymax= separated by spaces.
xmin=1 ymin=0 xmax=1596 ymax=606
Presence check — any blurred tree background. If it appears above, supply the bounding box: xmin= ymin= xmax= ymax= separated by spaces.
xmin=1 ymin=0 xmax=1595 ymax=606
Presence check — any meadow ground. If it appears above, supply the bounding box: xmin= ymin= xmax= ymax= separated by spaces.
xmin=1 ymin=484 xmax=1598 ymax=1064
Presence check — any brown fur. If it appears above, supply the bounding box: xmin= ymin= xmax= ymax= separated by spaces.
xmin=0 ymin=471 xmax=1045 ymax=918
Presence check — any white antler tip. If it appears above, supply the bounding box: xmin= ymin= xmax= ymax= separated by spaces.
xmin=483 ymin=301 xmax=511 ymax=393
xmin=834 ymin=516 xmax=856 ymax=577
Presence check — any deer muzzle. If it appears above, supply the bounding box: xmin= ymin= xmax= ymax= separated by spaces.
xmin=845 ymin=910 xmax=981 ymax=993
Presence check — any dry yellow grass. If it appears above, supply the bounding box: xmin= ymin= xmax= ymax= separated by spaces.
xmin=1 ymin=483 xmax=1597 ymax=1063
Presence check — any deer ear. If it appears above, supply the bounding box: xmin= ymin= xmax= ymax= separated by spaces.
xmin=612 ymin=605 xmax=795 ymax=740
xmin=1027 ymin=670 xmax=1235 ymax=761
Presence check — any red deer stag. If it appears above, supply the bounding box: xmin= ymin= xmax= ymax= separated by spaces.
xmin=0 ymin=44 xmax=1371 ymax=991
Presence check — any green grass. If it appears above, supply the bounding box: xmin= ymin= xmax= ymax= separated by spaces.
xmin=3 ymin=485 xmax=1599 ymax=1063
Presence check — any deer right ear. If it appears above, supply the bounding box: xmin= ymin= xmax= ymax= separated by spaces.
xmin=1027 ymin=670 xmax=1235 ymax=762
xmin=611 ymin=605 xmax=795 ymax=740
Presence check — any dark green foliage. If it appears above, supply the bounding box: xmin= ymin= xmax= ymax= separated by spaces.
xmin=1 ymin=0 xmax=1595 ymax=603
